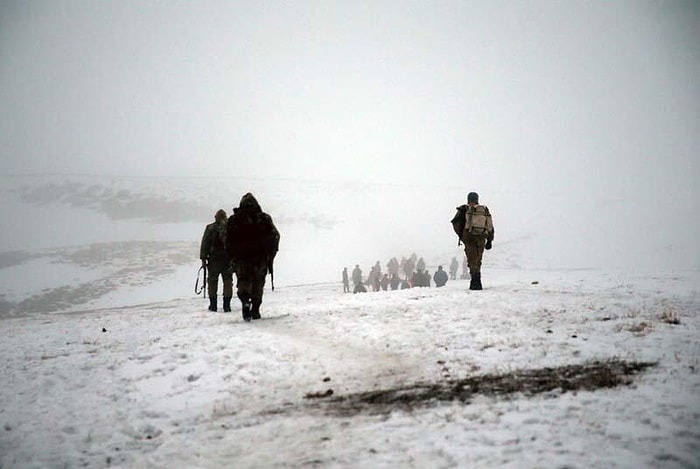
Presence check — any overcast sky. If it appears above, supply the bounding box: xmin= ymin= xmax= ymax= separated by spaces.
xmin=0 ymin=1 xmax=699 ymax=274
xmin=2 ymin=1 xmax=698 ymax=192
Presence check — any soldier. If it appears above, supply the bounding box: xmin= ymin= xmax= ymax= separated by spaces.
xmin=380 ymin=274 xmax=390 ymax=291
xmin=387 ymin=257 xmax=400 ymax=278
xmin=434 ymin=265 xmax=448 ymax=287
xmin=342 ymin=267 xmax=350 ymax=293
xmin=352 ymin=264 xmax=365 ymax=293
xmin=449 ymin=257 xmax=459 ymax=280
xmin=411 ymin=269 xmax=422 ymax=287
xmin=226 ymin=193 xmax=280 ymax=321
xmin=200 ymin=209 xmax=233 ymax=312
xmin=451 ymin=192 xmax=494 ymax=290
xmin=403 ymin=256 xmax=415 ymax=281
xmin=389 ymin=273 xmax=400 ymax=290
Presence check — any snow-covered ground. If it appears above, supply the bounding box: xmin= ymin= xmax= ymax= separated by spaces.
xmin=2 ymin=268 xmax=699 ymax=468
xmin=1 ymin=175 xmax=698 ymax=467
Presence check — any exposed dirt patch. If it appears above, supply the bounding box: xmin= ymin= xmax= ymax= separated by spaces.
xmin=0 ymin=241 xmax=196 ymax=317
xmin=316 ymin=359 xmax=655 ymax=416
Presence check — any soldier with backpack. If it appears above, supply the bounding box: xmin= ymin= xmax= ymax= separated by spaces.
xmin=226 ymin=193 xmax=280 ymax=321
xmin=200 ymin=209 xmax=233 ymax=312
xmin=451 ymin=192 xmax=494 ymax=290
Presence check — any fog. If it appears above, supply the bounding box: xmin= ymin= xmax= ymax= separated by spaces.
xmin=1 ymin=1 xmax=699 ymax=274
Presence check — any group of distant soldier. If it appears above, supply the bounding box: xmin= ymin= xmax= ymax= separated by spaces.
xmin=342 ymin=191 xmax=495 ymax=294
xmin=342 ymin=254 xmax=455 ymax=293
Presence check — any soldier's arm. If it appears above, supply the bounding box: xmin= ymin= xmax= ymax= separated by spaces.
xmin=263 ymin=214 xmax=280 ymax=253
xmin=200 ymin=225 xmax=212 ymax=265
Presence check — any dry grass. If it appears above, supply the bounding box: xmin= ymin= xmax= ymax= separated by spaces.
xmin=659 ymin=305 xmax=681 ymax=325
xmin=314 ymin=359 xmax=655 ymax=416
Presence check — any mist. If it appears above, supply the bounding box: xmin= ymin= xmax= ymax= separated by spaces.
xmin=1 ymin=1 xmax=699 ymax=277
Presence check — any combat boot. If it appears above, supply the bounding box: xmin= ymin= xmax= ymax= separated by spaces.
xmin=223 ymin=296 xmax=232 ymax=313
xmin=470 ymin=272 xmax=483 ymax=291
xmin=251 ymin=299 xmax=262 ymax=320
xmin=208 ymin=295 xmax=217 ymax=312
xmin=238 ymin=293 xmax=252 ymax=322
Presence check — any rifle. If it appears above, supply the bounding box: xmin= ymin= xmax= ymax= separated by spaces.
xmin=451 ymin=205 xmax=467 ymax=247
xmin=195 ymin=265 xmax=207 ymax=297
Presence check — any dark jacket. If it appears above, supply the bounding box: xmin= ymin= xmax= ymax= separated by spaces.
xmin=433 ymin=268 xmax=448 ymax=287
xmin=226 ymin=193 xmax=280 ymax=264
xmin=200 ymin=220 xmax=229 ymax=263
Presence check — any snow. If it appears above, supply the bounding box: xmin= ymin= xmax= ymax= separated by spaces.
xmin=2 ymin=268 xmax=699 ymax=468
xmin=0 ymin=175 xmax=698 ymax=467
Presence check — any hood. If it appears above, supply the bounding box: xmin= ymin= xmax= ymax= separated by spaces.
xmin=238 ymin=192 xmax=262 ymax=212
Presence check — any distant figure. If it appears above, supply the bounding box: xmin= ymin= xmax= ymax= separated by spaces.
xmin=200 ymin=209 xmax=233 ymax=312
xmin=403 ymin=256 xmax=415 ymax=281
xmin=380 ymin=274 xmax=390 ymax=291
xmin=370 ymin=263 xmax=381 ymax=292
xmin=411 ymin=269 xmax=424 ymax=288
xmin=342 ymin=267 xmax=350 ymax=293
xmin=389 ymin=273 xmax=400 ymax=290
xmin=226 ymin=193 xmax=280 ymax=320
xmin=449 ymin=257 xmax=459 ymax=280
xmin=451 ymin=191 xmax=494 ymax=290
xmin=434 ymin=265 xmax=448 ymax=287
xmin=387 ymin=257 xmax=400 ymax=277
xmin=416 ymin=257 xmax=426 ymax=273
xmin=352 ymin=264 xmax=365 ymax=293
xmin=424 ymin=270 xmax=431 ymax=288
xmin=461 ymin=256 xmax=469 ymax=279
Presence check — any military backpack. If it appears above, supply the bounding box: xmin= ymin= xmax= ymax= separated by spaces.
xmin=464 ymin=204 xmax=492 ymax=238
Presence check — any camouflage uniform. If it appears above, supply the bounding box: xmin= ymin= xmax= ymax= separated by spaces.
xmin=200 ymin=210 xmax=233 ymax=311
xmin=351 ymin=265 xmax=364 ymax=293
xmin=226 ymin=193 xmax=280 ymax=321
xmin=463 ymin=234 xmax=487 ymax=283
xmin=451 ymin=192 xmax=494 ymax=290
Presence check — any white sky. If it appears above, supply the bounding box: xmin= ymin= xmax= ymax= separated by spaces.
xmin=1 ymin=1 xmax=698 ymax=189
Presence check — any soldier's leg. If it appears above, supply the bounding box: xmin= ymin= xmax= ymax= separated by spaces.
xmin=235 ymin=263 xmax=253 ymax=321
xmin=464 ymin=237 xmax=481 ymax=290
xmin=207 ymin=263 xmax=221 ymax=311
xmin=250 ymin=263 xmax=268 ymax=320
xmin=222 ymin=265 xmax=233 ymax=312
xmin=472 ymin=238 xmax=486 ymax=290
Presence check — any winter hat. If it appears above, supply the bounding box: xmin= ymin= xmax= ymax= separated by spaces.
xmin=467 ymin=192 xmax=479 ymax=203
xmin=215 ymin=209 xmax=227 ymax=221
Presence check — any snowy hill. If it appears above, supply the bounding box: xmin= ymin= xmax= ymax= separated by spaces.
xmin=1 ymin=269 xmax=699 ymax=468
xmin=1 ymin=176 xmax=699 ymax=467
xmin=2 ymin=1 xmax=699 ymax=465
